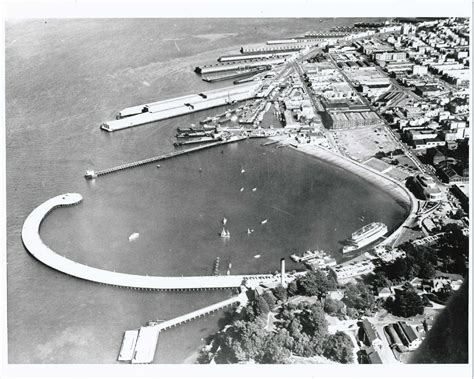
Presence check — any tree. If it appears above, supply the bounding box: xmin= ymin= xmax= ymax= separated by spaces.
xmin=366 ymin=271 xmax=392 ymax=292
xmin=254 ymin=297 xmax=270 ymax=317
xmin=299 ymin=303 xmax=328 ymax=339
xmin=323 ymin=331 xmax=354 ymax=363
xmin=287 ymin=280 xmax=299 ymax=297
xmin=342 ymin=282 xmax=376 ymax=313
xmin=273 ymin=285 xmax=288 ymax=303
xmin=383 ymin=258 xmax=409 ymax=281
xmin=297 ymin=269 xmax=337 ymax=298
xmin=387 ymin=287 xmax=424 ymax=317
xmin=324 ymin=298 xmax=345 ymax=315
xmin=262 ymin=291 xmax=277 ymax=310
xmin=260 ymin=330 xmax=293 ymax=363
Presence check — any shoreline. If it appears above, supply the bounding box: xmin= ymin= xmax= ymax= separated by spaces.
xmin=269 ymin=136 xmax=418 ymax=250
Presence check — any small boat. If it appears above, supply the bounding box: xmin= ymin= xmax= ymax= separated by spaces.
xmin=220 ymin=227 xmax=230 ymax=238
xmin=128 ymin=232 xmax=140 ymax=242
xmin=254 ymin=254 xmax=261 ymax=259
xmin=261 ymin=219 xmax=268 ymax=224
xmin=359 ymin=216 xmax=365 ymax=222
xmin=156 ymin=164 xmax=161 ymax=168
xmin=247 ymin=228 xmax=254 ymax=234
xmin=240 ymin=187 xmax=244 ymax=192
xmin=222 ymin=217 xmax=227 ymax=225
xmin=252 ymin=187 xmax=257 ymax=192
xmin=241 ymin=169 xmax=246 ymax=174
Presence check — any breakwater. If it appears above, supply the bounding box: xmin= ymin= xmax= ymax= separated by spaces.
xmin=22 ymin=193 xmax=298 ymax=291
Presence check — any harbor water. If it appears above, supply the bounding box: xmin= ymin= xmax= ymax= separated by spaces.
xmin=6 ymin=18 xmax=403 ymax=363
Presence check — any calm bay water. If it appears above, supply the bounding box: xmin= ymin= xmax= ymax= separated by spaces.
xmin=6 ymin=18 xmax=403 ymax=364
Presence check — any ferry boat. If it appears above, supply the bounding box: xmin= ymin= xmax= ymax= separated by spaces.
xmin=342 ymin=222 xmax=388 ymax=254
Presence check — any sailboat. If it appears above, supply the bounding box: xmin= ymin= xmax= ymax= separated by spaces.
xmin=220 ymin=227 xmax=230 ymax=238
xmin=128 ymin=232 xmax=140 ymax=242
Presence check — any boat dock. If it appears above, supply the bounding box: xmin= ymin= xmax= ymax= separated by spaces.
xmin=119 ymin=292 xmax=248 ymax=364
xmin=85 ymin=136 xmax=246 ymax=179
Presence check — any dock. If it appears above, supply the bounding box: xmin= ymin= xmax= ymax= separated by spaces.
xmin=118 ymin=292 xmax=248 ymax=364
xmin=85 ymin=136 xmax=246 ymax=179
xmin=194 ymin=57 xmax=286 ymax=75
xmin=101 ymin=83 xmax=261 ymax=132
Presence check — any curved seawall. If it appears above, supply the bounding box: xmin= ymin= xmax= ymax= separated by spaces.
xmin=292 ymin=144 xmax=418 ymax=246
xmin=21 ymin=193 xmax=282 ymax=290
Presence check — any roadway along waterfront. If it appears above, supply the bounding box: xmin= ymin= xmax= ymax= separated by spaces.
xmin=22 ymin=193 xmax=293 ymax=291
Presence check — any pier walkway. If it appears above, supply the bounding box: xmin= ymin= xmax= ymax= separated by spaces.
xmin=22 ymin=193 xmax=289 ymax=291
xmin=85 ymin=136 xmax=247 ymax=179
xmin=121 ymin=292 xmax=248 ymax=364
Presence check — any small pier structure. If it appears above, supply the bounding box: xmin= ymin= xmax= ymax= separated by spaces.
xmin=118 ymin=292 xmax=248 ymax=364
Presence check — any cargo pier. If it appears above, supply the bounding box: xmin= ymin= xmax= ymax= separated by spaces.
xmin=194 ymin=57 xmax=286 ymax=75
xmin=202 ymin=66 xmax=269 ymax=83
xmin=101 ymin=82 xmax=261 ymax=132
xmin=217 ymin=51 xmax=296 ymax=62
xmin=84 ymin=136 xmax=247 ymax=179
xmin=240 ymin=45 xmax=303 ymax=54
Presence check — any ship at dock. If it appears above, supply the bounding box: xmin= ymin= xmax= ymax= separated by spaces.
xmin=342 ymin=222 xmax=388 ymax=254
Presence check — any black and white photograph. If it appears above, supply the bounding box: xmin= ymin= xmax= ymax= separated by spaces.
xmin=2 ymin=0 xmax=472 ymax=378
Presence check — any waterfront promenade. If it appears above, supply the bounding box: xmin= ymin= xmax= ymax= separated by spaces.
xmin=21 ymin=193 xmax=289 ymax=291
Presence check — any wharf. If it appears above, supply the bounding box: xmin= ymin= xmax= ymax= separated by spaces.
xmin=218 ymin=51 xmax=296 ymax=62
xmin=102 ymin=83 xmax=261 ymax=132
xmin=194 ymin=57 xmax=286 ymax=75
xmin=85 ymin=136 xmax=246 ymax=179
xmin=119 ymin=292 xmax=248 ymax=364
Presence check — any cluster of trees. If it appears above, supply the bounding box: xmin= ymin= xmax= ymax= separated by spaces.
xmin=341 ymin=282 xmax=377 ymax=317
xmin=436 ymin=224 xmax=469 ymax=275
xmin=200 ymin=318 xmax=293 ymax=364
xmin=288 ymin=269 xmax=338 ymax=299
xmin=370 ymin=223 xmax=468 ymax=290
xmin=385 ymin=284 xmax=424 ymax=317
xmin=374 ymin=148 xmax=404 ymax=159
xmin=200 ymin=299 xmax=354 ymax=364
xmin=323 ymin=298 xmax=345 ymax=318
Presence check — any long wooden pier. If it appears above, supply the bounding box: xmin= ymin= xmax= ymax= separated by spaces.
xmin=85 ymin=136 xmax=247 ymax=179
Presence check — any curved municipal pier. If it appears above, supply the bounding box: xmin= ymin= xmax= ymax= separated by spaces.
xmin=21 ymin=193 xmax=280 ymax=290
